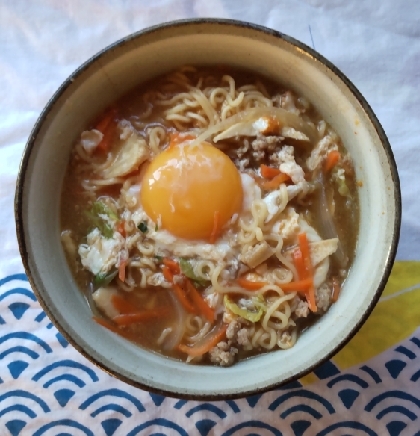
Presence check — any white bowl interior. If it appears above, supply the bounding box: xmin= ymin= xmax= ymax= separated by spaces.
xmin=19 ymin=22 xmax=399 ymax=398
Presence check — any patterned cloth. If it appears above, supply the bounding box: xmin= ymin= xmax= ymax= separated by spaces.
xmin=1 ymin=264 xmax=419 ymax=435
xmin=2 ymin=1 xmax=420 ymax=434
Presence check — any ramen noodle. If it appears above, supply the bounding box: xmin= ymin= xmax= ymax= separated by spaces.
xmin=61 ymin=66 xmax=359 ymax=366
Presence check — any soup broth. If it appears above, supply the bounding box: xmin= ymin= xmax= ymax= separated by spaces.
xmin=61 ymin=66 xmax=359 ymax=366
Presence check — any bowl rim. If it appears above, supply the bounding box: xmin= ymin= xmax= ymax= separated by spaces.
xmin=14 ymin=17 xmax=402 ymax=400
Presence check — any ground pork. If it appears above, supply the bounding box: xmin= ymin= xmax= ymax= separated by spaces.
xmin=294 ymin=298 xmax=310 ymax=318
xmin=277 ymin=331 xmax=295 ymax=349
xmin=316 ymin=282 xmax=332 ymax=312
xmin=209 ymin=341 xmax=238 ymax=367
xmin=252 ymin=135 xmax=283 ymax=153
xmin=226 ymin=319 xmax=241 ymax=340
xmin=272 ymin=91 xmax=301 ymax=115
xmin=237 ymin=329 xmax=250 ymax=347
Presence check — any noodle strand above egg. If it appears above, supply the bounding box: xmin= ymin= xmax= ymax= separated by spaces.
xmin=60 ymin=65 xmax=359 ymax=367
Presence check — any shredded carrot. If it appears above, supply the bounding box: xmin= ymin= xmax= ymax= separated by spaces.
xmin=97 ymin=121 xmax=116 ymax=153
xmin=280 ymin=278 xmax=313 ymax=292
xmin=168 ymin=132 xmax=196 ymax=148
xmin=162 ymin=265 xmax=174 ymax=282
xmin=185 ymin=279 xmax=214 ymax=322
xmin=116 ymin=221 xmax=126 ymax=237
xmin=237 ymin=277 xmax=267 ymax=290
xmin=92 ymin=316 xmax=120 ymax=334
xmin=162 ymin=266 xmax=196 ymax=313
xmin=94 ymin=108 xmax=115 ymax=133
xmin=331 ymin=277 xmax=341 ymax=303
xmin=260 ymin=164 xmax=281 ymax=179
xmin=260 ymin=172 xmax=290 ymax=190
xmin=298 ymin=232 xmax=313 ymax=277
xmin=209 ymin=211 xmax=220 ymax=243
xmin=324 ymin=150 xmax=341 ymax=172
xmin=293 ymin=233 xmax=317 ymax=312
xmin=173 ymin=283 xmax=196 ymax=313
xmin=306 ymin=285 xmax=317 ymax=312
xmin=113 ymin=308 xmax=171 ymax=326
xmin=178 ymin=324 xmax=228 ymax=357
xmin=111 ymin=294 xmax=136 ymax=314
xmin=118 ymin=259 xmax=127 ymax=283
xmin=163 ymin=258 xmax=180 ymax=274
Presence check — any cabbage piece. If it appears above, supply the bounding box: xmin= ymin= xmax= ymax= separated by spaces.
xmin=99 ymin=132 xmax=149 ymax=179
xmin=223 ymin=295 xmax=264 ymax=323
xmin=190 ymin=107 xmax=316 ymax=146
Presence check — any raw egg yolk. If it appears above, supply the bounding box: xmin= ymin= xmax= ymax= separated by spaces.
xmin=140 ymin=142 xmax=243 ymax=240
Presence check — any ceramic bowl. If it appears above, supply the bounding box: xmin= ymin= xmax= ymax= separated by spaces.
xmin=15 ymin=19 xmax=401 ymax=399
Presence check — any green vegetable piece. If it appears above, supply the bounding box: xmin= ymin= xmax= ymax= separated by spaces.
xmin=223 ymin=295 xmax=264 ymax=323
xmin=154 ymin=255 xmax=163 ymax=263
xmin=155 ymin=223 xmax=159 ymax=231
xmin=94 ymin=269 xmax=118 ymax=287
xmin=337 ymin=177 xmax=350 ymax=197
xmin=179 ymin=258 xmax=209 ymax=287
xmin=92 ymin=201 xmax=118 ymax=221
xmin=84 ymin=201 xmax=115 ymax=238
xmin=138 ymin=221 xmax=148 ymax=233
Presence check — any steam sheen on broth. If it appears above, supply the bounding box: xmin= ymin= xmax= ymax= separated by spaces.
xmin=61 ymin=66 xmax=359 ymax=366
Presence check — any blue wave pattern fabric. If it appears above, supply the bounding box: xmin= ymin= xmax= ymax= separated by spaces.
xmin=1 ymin=273 xmax=420 ymax=435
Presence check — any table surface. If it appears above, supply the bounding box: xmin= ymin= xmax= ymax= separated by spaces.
xmin=1 ymin=1 xmax=420 ymax=434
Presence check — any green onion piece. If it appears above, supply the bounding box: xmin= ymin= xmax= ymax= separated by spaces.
xmin=94 ymin=269 xmax=118 ymax=287
xmin=84 ymin=200 xmax=118 ymax=239
xmin=179 ymin=258 xmax=209 ymax=287
xmin=155 ymin=223 xmax=159 ymax=231
xmin=92 ymin=200 xmax=118 ymax=221
xmin=138 ymin=221 xmax=148 ymax=233
xmin=223 ymin=295 xmax=264 ymax=323
xmin=154 ymin=255 xmax=163 ymax=263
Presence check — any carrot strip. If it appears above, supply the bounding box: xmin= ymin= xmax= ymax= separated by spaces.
xmin=260 ymin=164 xmax=281 ymax=179
xmin=298 ymin=232 xmax=313 ymax=277
xmin=324 ymin=150 xmax=341 ymax=172
xmin=173 ymin=283 xmax=196 ymax=313
xmin=111 ymin=294 xmax=136 ymax=314
xmin=294 ymin=233 xmax=317 ymax=312
xmin=178 ymin=324 xmax=228 ymax=357
xmin=163 ymin=258 xmax=180 ymax=274
xmin=93 ymin=316 xmax=120 ymax=334
xmin=97 ymin=121 xmax=116 ymax=153
xmin=116 ymin=221 xmax=126 ymax=237
xmin=260 ymin=172 xmax=290 ymax=190
xmin=331 ymin=277 xmax=341 ymax=303
xmin=280 ymin=278 xmax=313 ymax=292
xmin=162 ymin=265 xmax=174 ymax=282
xmin=118 ymin=259 xmax=127 ymax=283
xmin=306 ymin=285 xmax=317 ymax=312
xmin=162 ymin=266 xmax=196 ymax=313
xmin=186 ymin=279 xmax=214 ymax=322
xmin=237 ymin=277 xmax=268 ymax=290
xmin=209 ymin=211 xmax=220 ymax=243
xmin=94 ymin=108 xmax=115 ymax=133
xmin=113 ymin=308 xmax=171 ymax=326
